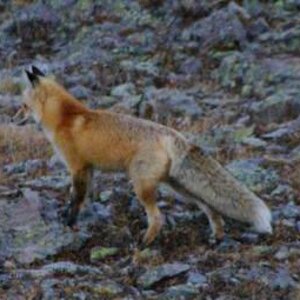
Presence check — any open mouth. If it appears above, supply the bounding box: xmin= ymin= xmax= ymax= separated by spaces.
xmin=12 ymin=104 xmax=31 ymax=125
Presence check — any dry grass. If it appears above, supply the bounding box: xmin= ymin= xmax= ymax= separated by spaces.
xmin=0 ymin=77 xmax=22 ymax=95
xmin=12 ymin=0 xmax=34 ymax=5
xmin=0 ymin=123 xmax=52 ymax=184
xmin=0 ymin=124 xmax=51 ymax=164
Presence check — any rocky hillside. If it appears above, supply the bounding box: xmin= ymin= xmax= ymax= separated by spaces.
xmin=0 ymin=0 xmax=300 ymax=299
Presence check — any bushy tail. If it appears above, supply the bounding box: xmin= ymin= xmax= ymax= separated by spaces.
xmin=169 ymin=145 xmax=272 ymax=233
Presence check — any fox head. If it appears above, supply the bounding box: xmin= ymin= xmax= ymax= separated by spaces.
xmin=17 ymin=66 xmax=75 ymax=126
xmin=20 ymin=66 xmax=47 ymax=123
xmin=16 ymin=66 xmax=86 ymax=128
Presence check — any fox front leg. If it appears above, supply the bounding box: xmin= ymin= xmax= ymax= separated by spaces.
xmin=62 ymin=167 xmax=90 ymax=226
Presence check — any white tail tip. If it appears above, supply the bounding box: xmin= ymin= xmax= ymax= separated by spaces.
xmin=253 ymin=201 xmax=272 ymax=234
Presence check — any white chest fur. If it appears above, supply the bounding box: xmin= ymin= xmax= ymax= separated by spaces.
xmin=43 ymin=129 xmax=68 ymax=167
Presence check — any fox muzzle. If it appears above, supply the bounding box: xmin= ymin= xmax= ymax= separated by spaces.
xmin=12 ymin=104 xmax=31 ymax=125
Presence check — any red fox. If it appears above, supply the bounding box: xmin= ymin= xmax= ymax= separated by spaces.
xmin=19 ymin=66 xmax=272 ymax=245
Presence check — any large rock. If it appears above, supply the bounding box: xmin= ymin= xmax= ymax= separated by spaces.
xmin=138 ymin=263 xmax=190 ymax=288
xmin=262 ymin=116 xmax=300 ymax=145
xmin=259 ymin=26 xmax=300 ymax=55
xmin=120 ymin=59 xmax=160 ymax=78
xmin=145 ymin=87 xmax=203 ymax=120
xmin=182 ymin=5 xmax=247 ymax=51
xmin=159 ymin=284 xmax=200 ymax=299
xmin=250 ymin=89 xmax=300 ymax=125
xmin=215 ymin=51 xmax=267 ymax=97
xmin=217 ymin=52 xmax=300 ymax=99
xmin=226 ymin=159 xmax=279 ymax=193
xmin=5 ymin=3 xmax=60 ymax=44
xmin=40 ymin=278 xmax=125 ymax=299
xmin=0 ymin=187 xmax=96 ymax=265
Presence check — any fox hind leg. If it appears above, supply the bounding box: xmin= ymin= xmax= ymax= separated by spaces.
xmin=129 ymin=150 xmax=169 ymax=245
xmin=196 ymin=202 xmax=225 ymax=241
xmin=133 ymin=180 xmax=163 ymax=245
xmin=168 ymin=179 xmax=225 ymax=241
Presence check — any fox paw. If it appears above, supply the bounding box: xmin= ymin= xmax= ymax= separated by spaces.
xmin=209 ymin=232 xmax=225 ymax=245
xmin=60 ymin=203 xmax=77 ymax=227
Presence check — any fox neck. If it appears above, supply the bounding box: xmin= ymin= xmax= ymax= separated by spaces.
xmin=38 ymin=100 xmax=62 ymax=134
xmin=37 ymin=95 xmax=88 ymax=139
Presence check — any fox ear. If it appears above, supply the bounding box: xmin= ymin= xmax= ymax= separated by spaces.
xmin=25 ymin=70 xmax=40 ymax=87
xmin=32 ymin=66 xmax=45 ymax=77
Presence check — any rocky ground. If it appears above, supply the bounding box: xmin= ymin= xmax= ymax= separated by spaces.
xmin=0 ymin=0 xmax=300 ymax=299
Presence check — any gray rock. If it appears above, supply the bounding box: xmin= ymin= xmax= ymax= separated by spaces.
xmin=215 ymin=52 xmax=266 ymax=96
xmin=250 ymin=89 xmax=300 ymax=125
xmin=274 ymin=246 xmax=290 ymax=260
xmin=247 ymin=17 xmax=270 ymax=39
xmin=19 ymin=261 xmax=103 ymax=278
xmin=41 ymin=278 xmax=70 ymax=300
xmin=145 ymin=87 xmax=203 ymax=120
xmin=179 ymin=57 xmax=202 ymax=75
xmin=3 ymin=159 xmax=46 ymax=176
xmin=111 ymin=94 xmax=143 ymax=114
xmin=226 ymin=159 xmax=279 ymax=193
xmin=138 ymin=263 xmax=190 ymax=288
xmin=98 ymin=190 xmax=113 ymax=202
xmin=92 ymin=280 xmax=124 ymax=296
xmin=48 ymin=0 xmax=77 ymax=9
xmin=182 ymin=5 xmax=247 ymax=50
xmin=240 ymin=232 xmax=259 ymax=244
xmin=0 ymin=191 xmax=92 ymax=264
xmin=262 ymin=117 xmax=300 ymax=149
xmin=208 ymin=266 xmax=240 ymax=285
xmin=297 ymin=221 xmax=300 ymax=232
xmin=6 ymin=3 xmax=60 ymax=43
xmin=111 ymin=83 xmax=136 ymax=98
xmin=172 ymin=0 xmax=211 ymax=18
xmin=251 ymin=245 xmax=274 ymax=256
xmin=227 ymin=1 xmax=251 ymax=21
xmin=216 ymin=52 xmax=300 ymax=99
xmin=120 ymin=60 xmax=160 ymax=77
xmin=160 ymin=284 xmax=200 ymax=299
xmin=243 ymin=0 xmax=264 ymax=17
xmin=216 ymin=237 xmax=240 ymax=252
xmin=281 ymin=219 xmax=295 ymax=228
xmin=263 ymin=127 xmax=292 ymax=142
xmin=187 ymin=271 xmax=207 ymax=287
xmin=23 ymin=175 xmax=70 ymax=191
xmin=285 ymin=0 xmax=300 ymax=10
xmin=237 ymin=265 xmax=296 ymax=292
xmin=271 ymin=184 xmax=295 ymax=202
xmin=259 ymin=27 xmax=300 ymax=54
xmin=0 ymin=186 xmax=20 ymax=198
xmin=241 ymin=137 xmax=267 ymax=149
xmin=263 ymin=115 xmax=300 ymax=146
xmin=41 ymin=278 xmax=123 ymax=299
xmin=282 ymin=203 xmax=300 ymax=219
xmin=270 ymin=268 xmax=297 ymax=290
xmin=91 ymin=202 xmax=112 ymax=221
xmin=41 ymin=261 xmax=103 ymax=276
xmin=192 ymin=125 xmax=254 ymax=151
xmin=47 ymin=154 xmax=65 ymax=171
xmin=290 ymin=143 xmax=300 ymax=160
xmin=69 ymin=85 xmax=90 ymax=99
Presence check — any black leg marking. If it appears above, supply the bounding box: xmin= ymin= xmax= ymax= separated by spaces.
xmin=63 ymin=168 xmax=89 ymax=227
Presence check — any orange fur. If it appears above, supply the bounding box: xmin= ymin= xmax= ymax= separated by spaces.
xmin=21 ymin=74 xmax=272 ymax=245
